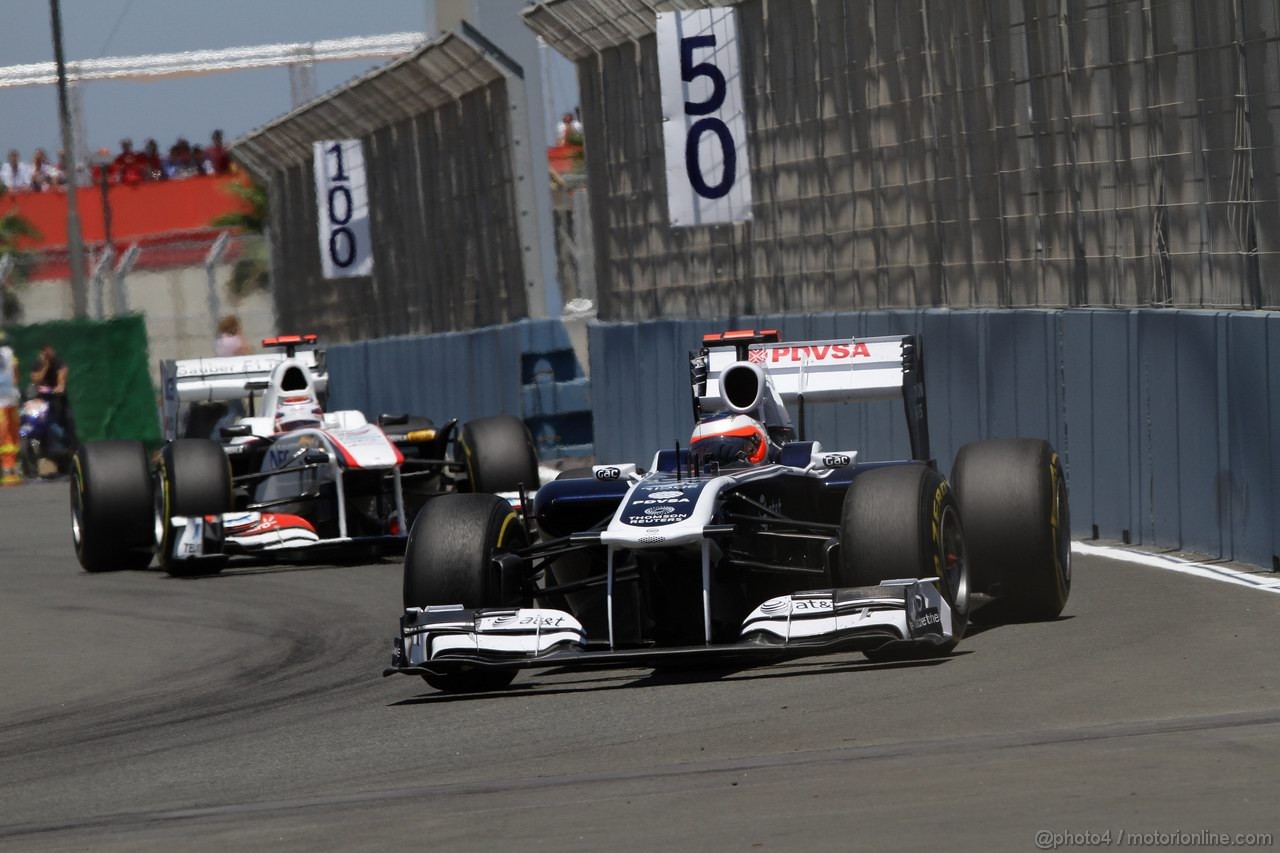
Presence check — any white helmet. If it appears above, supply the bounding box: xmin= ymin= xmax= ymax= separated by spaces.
xmin=273 ymin=394 xmax=323 ymax=432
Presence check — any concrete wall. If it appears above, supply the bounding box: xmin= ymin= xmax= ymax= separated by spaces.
xmin=15 ymin=262 xmax=275 ymax=383
xmin=322 ymin=307 xmax=1280 ymax=569
xmin=589 ymin=308 xmax=1280 ymax=569
xmin=326 ymin=318 xmax=592 ymax=460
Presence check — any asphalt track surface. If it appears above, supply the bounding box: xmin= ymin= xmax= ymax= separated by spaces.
xmin=2 ymin=481 xmax=1278 ymax=851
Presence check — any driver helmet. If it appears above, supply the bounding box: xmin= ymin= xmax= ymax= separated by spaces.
xmin=274 ymin=395 xmax=323 ymax=432
xmin=689 ymin=413 xmax=771 ymax=467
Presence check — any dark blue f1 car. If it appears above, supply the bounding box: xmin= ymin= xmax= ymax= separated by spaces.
xmin=386 ymin=330 xmax=1071 ymax=693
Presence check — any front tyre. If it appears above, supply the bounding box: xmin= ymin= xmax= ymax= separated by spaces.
xmin=155 ymin=439 xmax=233 ymax=577
xmin=458 ymin=415 xmax=539 ymax=495
xmin=838 ymin=464 xmax=969 ymax=658
xmin=71 ymin=441 xmax=154 ymax=572
xmin=952 ymin=438 xmax=1070 ymax=621
xmin=404 ymin=493 xmax=529 ymax=693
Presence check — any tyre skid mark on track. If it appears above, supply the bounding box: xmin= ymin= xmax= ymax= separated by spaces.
xmin=4 ymin=705 xmax=1280 ymax=841
xmin=0 ymin=599 xmax=370 ymax=766
xmin=1072 ymin=541 xmax=1280 ymax=595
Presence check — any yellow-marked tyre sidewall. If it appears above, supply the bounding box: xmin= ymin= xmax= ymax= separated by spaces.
xmin=952 ymin=438 xmax=1070 ymax=622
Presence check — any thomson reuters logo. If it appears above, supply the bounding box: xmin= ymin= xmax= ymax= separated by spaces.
xmin=644 ymin=507 xmax=675 ymax=516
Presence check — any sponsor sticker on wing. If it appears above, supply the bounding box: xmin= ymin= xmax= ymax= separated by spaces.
xmin=749 ymin=342 xmax=873 ymax=364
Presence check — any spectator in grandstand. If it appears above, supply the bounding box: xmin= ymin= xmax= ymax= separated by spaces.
xmin=190 ymin=145 xmax=210 ymax=176
xmin=90 ymin=147 xmax=113 ymax=185
xmin=112 ymin=139 xmax=147 ymax=185
xmin=206 ymin=129 xmax=231 ymax=175
xmin=1 ymin=149 xmax=33 ymax=192
xmin=142 ymin=138 xmax=166 ymax=181
xmin=556 ymin=111 xmax=584 ymax=146
xmin=54 ymin=150 xmax=70 ymax=186
xmin=29 ymin=149 xmax=57 ymax=191
xmin=167 ymin=137 xmax=196 ymax=179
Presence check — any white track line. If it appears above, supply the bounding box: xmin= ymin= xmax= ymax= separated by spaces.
xmin=1072 ymin=541 xmax=1280 ymax=595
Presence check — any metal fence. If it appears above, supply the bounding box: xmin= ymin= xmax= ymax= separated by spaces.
xmin=529 ymin=0 xmax=1280 ymax=319
xmin=551 ymin=179 xmax=596 ymax=306
xmin=1 ymin=232 xmax=276 ymax=378
xmin=234 ymin=30 xmax=549 ymax=343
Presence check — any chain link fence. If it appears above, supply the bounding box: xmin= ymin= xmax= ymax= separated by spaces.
xmin=535 ymin=0 xmax=1280 ymax=319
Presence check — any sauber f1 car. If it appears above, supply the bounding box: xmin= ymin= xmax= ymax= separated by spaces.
xmin=386 ymin=330 xmax=1071 ymax=693
xmin=71 ymin=335 xmax=540 ymax=576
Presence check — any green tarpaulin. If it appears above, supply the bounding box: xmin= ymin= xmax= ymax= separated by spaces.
xmin=2 ymin=314 xmax=160 ymax=444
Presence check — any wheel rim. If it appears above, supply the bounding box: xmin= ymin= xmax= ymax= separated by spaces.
xmin=153 ymin=472 xmax=167 ymax=551
xmin=938 ymin=504 xmax=969 ymax=615
xmin=70 ymin=473 xmax=83 ymax=550
xmin=1053 ymin=471 xmax=1070 ymax=585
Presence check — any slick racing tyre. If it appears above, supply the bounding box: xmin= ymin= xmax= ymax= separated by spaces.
xmin=155 ymin=439 xmax=233 ymax=577
xmin=70 ymin=441 xmax=154 ymax=572
xmin=952 ymin=438 xmax=1070 ymax=622
xmin=403 ymin=494 xmax=528 ymax=693
xmin=838 ymin=463 xmax=969 ymax=659
xmin=458 ymin=415 xmax=540 ymax=495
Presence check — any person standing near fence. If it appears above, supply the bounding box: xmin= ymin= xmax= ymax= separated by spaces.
xmin=29 ymin=343 xmax=76 ymax=450
xmin=0 ymin=332 xmax=19 ymax=486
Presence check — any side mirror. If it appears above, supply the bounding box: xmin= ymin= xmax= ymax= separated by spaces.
xmin=379 ymin=413 xmax=409 ymax=426
xmin=220 ymin=424 xmax=252 ymax=439
xmin=303 ymin=449 xmax=330 ymax=466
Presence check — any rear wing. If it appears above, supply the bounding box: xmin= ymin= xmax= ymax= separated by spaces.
xmin=159 ymin=350 xmax=328 ymax=439
xmin=694 ymin=332 xmax=931 ymax=461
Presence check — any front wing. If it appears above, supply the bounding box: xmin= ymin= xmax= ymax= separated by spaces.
xmin=385 ymin=579 xmax=952 ymax=677
xmin=167 ymin=514 xmax=407 ymax=563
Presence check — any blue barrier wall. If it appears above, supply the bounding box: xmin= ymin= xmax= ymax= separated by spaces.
xmin=590 ymin=309 xmax=1280 ymax=569
xmin=326 ymin=318 xmax=592 ymax=460
xmin=325 ymin=309 xmax=1280 ymax=569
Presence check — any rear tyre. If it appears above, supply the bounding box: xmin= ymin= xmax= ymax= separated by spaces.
xmin=952 ymin=438 xmax=1070 ymax=622
xmin=155 ymin=439 xmax=233 ymax=577
xmin=837 ymin=464 xmax=969 ymax=659
xmin=458 ymin=415 xmax=539 ymax=495
xmin=404 ymin=493 xmax=528 ymax=693
xmin=70 ymin=441 xmax=154 ymax=572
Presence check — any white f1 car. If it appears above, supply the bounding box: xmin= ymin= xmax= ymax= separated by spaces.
xmin=71 ymin=335 xmax=540 ymax=575
xmin=386 ymin=330 xmax=1071 ymax=693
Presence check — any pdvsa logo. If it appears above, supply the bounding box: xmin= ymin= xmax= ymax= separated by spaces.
xmin=752 ymin=342 xmax=873 ymax=363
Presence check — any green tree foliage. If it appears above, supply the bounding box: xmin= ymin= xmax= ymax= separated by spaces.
xmin=210 ymin=178 xmax=269 ymax=299
xmin=0 ymin=185 xmax=41 ymax=322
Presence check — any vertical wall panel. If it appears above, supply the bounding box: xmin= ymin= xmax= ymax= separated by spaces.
xmin=1135 ymin=310 xmax=1182 ymax=550
xmin=1225 ymin=313 xmax=1272 ymax=565
xmin=1173 ymin=312 xmax=1224 ymax=556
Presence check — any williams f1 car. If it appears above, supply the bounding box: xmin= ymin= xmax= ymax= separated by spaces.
xmin=71 ymin=335 xmax=540 ymax=576
xmin=387 ymin=330 xmax=1071 ymax=692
